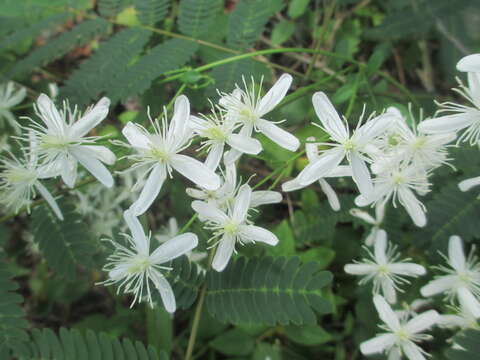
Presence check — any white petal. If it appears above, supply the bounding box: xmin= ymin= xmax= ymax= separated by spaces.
xmin=344 ymin=263 xmax=377 ymax=275
xmin=349 ymin=208 xmax=376 ymax=224
xmin=70 ymin=97 xmax=110 ymax=137
xmin=191 ymin=200 xmax=228 ymax=224
xmin=297 ymin=148 xmax=345 ymax=185
xmin=312 ymin=92 xmax=348 ymax=142
xmin=374 ymin=294 xmax=401 ymax=331
xmin=150 ymin=232 xmax=198 ymax=264
xmin=223 ymin=148 xmax=243 ymax=165
xmin=250 ymin=191 xmax=282 ymax=207
xmin=350 ymin=154 xmax=373 ymax=196
xmin=405 ymin=310 xmax=439 ymax=334
xmin=60 ymin=156 xmax=78 ymax=188
xmin=468 ymin=72 xmax=480 ymax=106
xmin=34 ymin=182 xmax=63 ymax=220
xmin=326 ymin=165 xmax=352 ymax=177
xmin=354 ymin=194 xmax=373 ymax=207
xmin=238 ymin=225 xmax=279 ymax=246
xmin=150 ymin=270 xmax=176 ymax=313
xmin=257 ymin=119 xmax=300 ymax=151
xmin=256 ymin=73 xmax=292 ymax=116
xmin=123 ymin=209 xmax=148 ymax=255
xmin=212 ymin=235 xmax=236 ymax=272
xmin=131 ymin=164 xmax=166 ymax=216
xmin=456 ymin=54 xmax=480 ymax=72
xmin=80 ymin=145 xmax=116 ymax=165
xmin=356 ymin=113 xmax=395 ymax=146
xmin=420 ymin=275 xmax=457 ymax=297
xmin=448 ymin=235 xmax=466 ymax=272
xmin=226 ymin=133 xmax=262 ymax=154
xmin=398 ymin=187 xmax=426 ymax=227
xmin=188 ymin=115 xmax=208 ymax=132
xmin=171 ymin=154 xmax=220 ymax=190
xmin=122 ymin=122 xmax=151 ymax=149
xmin=36 ymin=93 xmax=64 ymax=133
xmin=381 ymin=278 xmax=397 ymax=304
xmin=319 ymin=179 xmax=340 ymax=211
xmin=401 ymin=341 xmax=427 ymax=360
xmin=232 ymin=184 xmax=252 ymax=223
xmin=417 ymin=113 xmax=475 ymax=134
xmin=305 ymin=137 xmax=319 ymax=161
xmin=458 ymin=176 xmax=480 ymax=192
xmin=281 ymin=178 xmax=305 ymax=192
xmin=70 ymin=147 xmax=114 ymax=188
xmin=374 ymin=229 xmax=388 ymax=264
xmin=389 ymin=263 xmax=426 ymax=276
xmin=360 ymin=334 xmax=396 ymax=355
xmin=375 ymin=201 xmax=386 ymax=222
xmin=205 ymin=143 xmax=224 ymax=171
xmin=185 ymin=188 xmax=208 ymax=200
xmin=457 ymin=287 xmax=480 ymax=318
xmin=170 ymin=95 xmax=190 ymax=141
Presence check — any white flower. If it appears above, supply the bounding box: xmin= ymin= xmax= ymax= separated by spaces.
xmin=0 ymin=133 xmax=63 ymax=219
xmin=120 ymin=95 xmax=221 ymax=216
xmin=26 ymin=94 xmax=115 ymax=188
xmin=360 ymin=295 xmax=439 ymax=360
xmin=219 ymin=74 xmax=300 ymax=163
xmin=282 ymin=136 xmax=351 ymax=211
xmin=189 ymin=103 xmax=261 ymax=170
xmin=344 ymin=229 xmax=426 ymax=304
xmin=0 ymin=81 xmax=27 ymax=134
xmin=437 ymin=302 xmax=480 ymax=330
xmin=192 ymin=184 xmax=279 ymax=272
xmin=294 ymin=92 xmax=394 ymax=196
xmin=418 ymin=54 xmax=480 ymax=145
xmin=421 ymin=235 xmax=480 ymax=317
xmin=395 ymin=299 xmax=432 ymax=322
xmin=100 ymin=210 xmax=198 ymax=312
xmin=350 ymin=202 xmax=386 ymax=246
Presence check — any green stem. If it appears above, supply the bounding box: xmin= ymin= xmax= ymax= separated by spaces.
xmin=178 ymin=213 xmax=198 ymax=235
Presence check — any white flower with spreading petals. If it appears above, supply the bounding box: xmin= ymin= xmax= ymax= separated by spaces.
xmin=120 ymin=95 xmax=220 ymax=216
xmin=100 ymin=210 xmax=198 ymax=312
xmin=282 ymin=136 xmax=351 ymax=211
xmin=26 ymin=94 xmax=115 ymax=188
xmin=421 ymin=235 xmax=480 ymax=317
xmin=344 ymin=230 xmax=426 ymax=303
xmin=219 ymin=74 xmax=300 ymax=163
xmin=192 ymin=184 xmax=279 ymax=272
xmin=294 ymin=92 xmax=395 ymax=196
xmin=418 ymin=54 xmax=480 ymax=145
xmin=360 ymin=295 xmax=439 ymax=360
xmin=0 ymin=81 xmax=27 ymax=134
xmin=349 ymin=202 xmax=386 ymax=246
xmin=189 ymin=104 xmax=262 ymax=170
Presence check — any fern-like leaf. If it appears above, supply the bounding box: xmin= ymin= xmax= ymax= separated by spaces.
xmin=136 ymin=0 xmax=170 ymax=25
xmin=8 ymin=18 xmax=110 ymax=79
xmin=98 ymin=0 xmax=129 ymax=17
xmin=12 ymin=327 xmax=168 ymax=360
xmin=445 ymin=329 xmax=480 ymax=360
xmin=31 ymin=202 xmax=100 ymax=281
xmin=206 ymin=256 xmax=332 ymax=325
xmin=178 ymin=0 xmax=223 ymax=37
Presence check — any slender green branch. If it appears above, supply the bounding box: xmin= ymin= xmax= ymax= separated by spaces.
xmin=178 ymin=214 xmax=198 ymax=235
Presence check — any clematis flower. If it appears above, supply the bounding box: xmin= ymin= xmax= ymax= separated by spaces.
xmin=0 ymin=81 xmax=27 ymax=134
xmin=26 ymin=94 xmax=116 ymax=188
xmin=344 ymin=229 xmax=426 ymax=303
xmin=120 ymin=95 xmax=220 ymax=216
xmin=100 ymin=210 xmax=198 ymax=312
xmin=294 ymin=92 xmax=395 ymax=196
xmin=418 ymin=54 xmax=480 ymax=145
xmin=192 ymin=184 xmax=279 ymax=272
xmin=437 ymin=302 xmax=480 ymax=330
xmin=219 ymin=74 xmax=300 ymax=163
xmin=360 ymin=295 xmax=439 ymax=360
xmin=282 ymin=136 xmax=352 ymax=211
xmin=421 ymin=235 xmax=480 ymax=317
xmin=349 ymin=202 xmax=386 ymax=246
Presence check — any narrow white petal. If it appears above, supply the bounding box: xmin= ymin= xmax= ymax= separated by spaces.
xmin=238 ymin=225 xmax=279 ymax=246
xmin=297 ymin=148 xmax=345 ymax=185
xmin=457 ymin=287 xmax=480 ymax=318
xmin=456 ymin=54 xmax=480 ymax=72
xmin=123 ymin=209 xmax=148 ymax=255
xmin=226 ymin=133 xmax=262 ymax=154
xmin=70 ymin=97 xmax=110 ymax=137
xmin=170 ymin=95 xmax=190 ymax=140
xmin=448 ymin=235 xmax=466 ymax=271
xmin=350 ymin=154 xmax=373 ymax=196
xmin=374 ymin=229 xmax=388 ymax=264
xmin=327 ymin=165 xmax=352 ymax=178
xmin=81 ymin=145 xmax=116 ymax=165
xmin=188 ymin=115 xmax=208 ymax=132
xmin=405 ymin=310 xmax=439 ymax=334
xmin=398 ymin=187 xmax=426 ymax=227
xmin=122 ymin=122 xmax=152 ymax=149
xmin=223 ymin=148 xmax=243 ymax=165
xmin=150 ymin=232 xmax=198 ymax=264
xmin=250 ymin=191 xmax=282 ymax=207
xmin=459 ymin=176 xmax=480 ymax=192
xmin=232 ymin=184 xmax=252 ymax=223
xmin=388 ymin=347 xmax=402 ymax=360
xmin=70 ymin=147 xmax=114 ymax=188
xmin=131 ymin=164 xmax=166 ymax=216
xmin=356 ymin=114 xmax=395 ymax=146
xmin=257 ymin=119 xmax=300 ymax=151
xmin=205 ymin=143 xmax=224 ymax=171
xmin=401 ymin=342 xmax=427 ymax=360
xmin=374 ymin=294 xmax=401 ymax=331
xmin=344 ymin=264 xmax=377 ymax=275
xmin=172 ymin=154 xmax=220 ymax=190
xmin=312 ymin=92 xmax=348 ymax=142
xmin=468 ymin=72 xmax=480 ymax=106
xmin=60 ymin=157 xmax=78 ymax=188
xmin=256 ymin=73 xmax=292 ymax=116
xmin=417 ymin=113 xmax=475 ymax=134
xmin=305 ymin=137 xmax=319 ymax=161
xmin=381 ymin=278 xmax=397 ymax=304
xmin=420 ymin=275 xmax=457 ymax=297
xmin=185 ymin=188 xmax=208 ymax=200
xmin=281 ymin=178 xmax=305 ymax=192
xmin=389 ymin=263 xmax=426 ymax=276
xmin=191 ymin=201 xmax=228 ymax=224
xmin=349 ymin=208 xmax=376 ymax=224
xmin=212 ymin=235 xmax=236 ymax=272
xmin=319 ymin=179 xmax=340 ymax=211
xmin=360 ymin=334 xmax=396 ymax=355
xmin=36 ymin=93 xmax=63 ymax=132
xmin=34 ymin=182 xmax=63 ymax=220
xmin=150 ymin=271 xmax=176 ymax=313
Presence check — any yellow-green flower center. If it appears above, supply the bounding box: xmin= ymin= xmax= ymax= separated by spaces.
xmin=128 ymin=257 xmax=151 ymax=274
xmin=150 ymin=147 xmax=170 ymax=162
xmin=6 ymin=168 xmax=36 ymax=184
xmin=412 ymin=137 xmax=427 ymax=150
xmin=342 ymin=139 xmax=356 ymax=151
xmin=206 ymin=126 xmax=227 ymax=141
xmin=395 ymin=328 xmax=410 ymax=342
xmin=223 ymin=220 xmax=239 ymax=235
xmin=41 ymin=134 xmax=70 ymax=150
xmin=239 ymin=108 xmax=257 ymax=124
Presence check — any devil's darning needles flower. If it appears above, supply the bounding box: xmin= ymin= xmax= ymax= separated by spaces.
xmin=421 ymin=235 xmax=480 ymax=318
xmin=101 ymin=210 xmax=198 ymax=312
xmin=344 ymin=229 xmax=426 ymax=304
xmin=360 ymin=295 xmax=439 ymax=360
xmin=0 ymin=81 xmax=27 ymax=134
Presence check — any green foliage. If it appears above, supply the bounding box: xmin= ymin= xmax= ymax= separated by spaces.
xmin=205 ymin=256 xmax=332 ymax=325
xmin=0 ymin=251 xmax=29 ymax=358
xmin=135 ymin=0 xmax=170 ymax=25
xmin=98 ymin=0 xmax=129 ymax=17
xmin=178 ymin=0 xmax=223 ymax=37
xmin=12 ymin=327 xmax=168 ymax=360
xmin=8 ymin=19 xmax=110 ymax=79
xmin=31 ymin=203 xmax=99 ymax=281
xmin=445 ymin=329 xmax=480 ymax=360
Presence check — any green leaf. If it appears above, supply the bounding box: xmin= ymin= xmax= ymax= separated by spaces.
xmin=178 ymin=0 xmax=223 ymax=37
xmin=446 ymin=329 xmax=480 ymax=360
xmin=206 ymin=256 xmax=333 ymax=325
xmin=271 ymin=20 xmax=295 ymax=45
xmin=299 ymin=248 xmax=335 ymax=270
xmin=135 ymin=0 xmax=170 ymax=25
xmin=287 ymin=0 xmax=310 ymax=19
xmin=268 ymin=220 xmax=296 ymax=257
xmin=284 ymin=324 xmax=332 ymax=346
xmin=209 ymin=329 xmax=255 ymax=356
